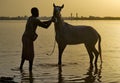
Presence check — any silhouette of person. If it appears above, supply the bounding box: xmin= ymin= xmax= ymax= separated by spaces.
xmin=20 ymin=7 xmax=53 ymax=71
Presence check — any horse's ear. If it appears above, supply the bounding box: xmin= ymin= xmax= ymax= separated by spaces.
xmin=53 ymin=3 xmax=55 ymax=7
xmin=61 ymin=4 xmax=64 ymax=8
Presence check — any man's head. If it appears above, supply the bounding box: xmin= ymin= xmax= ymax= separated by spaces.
xmin=31 ymin=7 xmax=39 ymax=17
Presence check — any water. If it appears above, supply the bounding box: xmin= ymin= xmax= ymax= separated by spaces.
xmin=0 ymin=20 xmax=120 ymax=83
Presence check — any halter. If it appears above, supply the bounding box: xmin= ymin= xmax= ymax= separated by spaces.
xmin=53 ymin=13 xmax=61 ymax=23
xmin=54 ymin=17 xmax=58 ymax=23
xmin=53 ymin=7 xmax=61 ymax=23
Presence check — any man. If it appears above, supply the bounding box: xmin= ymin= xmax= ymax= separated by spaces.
xmin=20 ymin=7 xmax=53 ymax=71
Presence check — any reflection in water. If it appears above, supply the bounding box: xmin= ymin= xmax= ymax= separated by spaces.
xmin=81 ymin=63 xmax=102 ymax=83
xmin=58 ymin=63 xmax=102 ymax=83
xmin=18 ymin=63 xmax=102 ymax=83
xmin=20 ymin=70 xmax=34 ymax=83
xmin=19 ymin=63 xmax=102 ymax=83
xmin=58 ymin=65 xmax=64 ymax=83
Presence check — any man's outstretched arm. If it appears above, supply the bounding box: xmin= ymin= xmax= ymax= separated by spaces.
xmin=36 ymin=18 xmax=53 ymax=28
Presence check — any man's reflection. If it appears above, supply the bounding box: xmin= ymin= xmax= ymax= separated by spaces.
xmin=20 ymin=70 xmax=34 ymax=83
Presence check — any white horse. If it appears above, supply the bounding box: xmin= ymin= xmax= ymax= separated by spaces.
xmin=53 ymin=4 xmax=102 ymax=65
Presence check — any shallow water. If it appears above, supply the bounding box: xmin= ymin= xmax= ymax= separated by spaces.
xmin=0 ymin=20 xmax=120 ymax=83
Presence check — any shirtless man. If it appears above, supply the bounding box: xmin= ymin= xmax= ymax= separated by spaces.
xmin=20 ymin=7 xmax=53 ymax=71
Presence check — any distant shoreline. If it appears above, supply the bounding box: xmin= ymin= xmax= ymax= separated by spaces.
xmin=1 ymin=16 xmax=120 ymax=20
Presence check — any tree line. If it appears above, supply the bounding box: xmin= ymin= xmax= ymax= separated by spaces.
xmin=1 ymin=16 xmax=120 ymax=20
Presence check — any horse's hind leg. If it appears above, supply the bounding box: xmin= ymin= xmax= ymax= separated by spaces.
xmin=85 ymin=44 xmax=94 ymax=64
xmin=58 ymin=43 xmax=66 ymax=65
xmin=92 ymin=46 xmax=99 ymax=64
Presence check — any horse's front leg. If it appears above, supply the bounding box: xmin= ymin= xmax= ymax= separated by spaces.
xmin=58 ymin=43 xmax=66 ymax=65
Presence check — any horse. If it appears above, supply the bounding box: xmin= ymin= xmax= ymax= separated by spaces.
xmin=52 ymin=3 xmax=102 ymax=65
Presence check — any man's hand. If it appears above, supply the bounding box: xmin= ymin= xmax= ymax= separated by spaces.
xmin=51 ymin=16 xmax=56 ymax=22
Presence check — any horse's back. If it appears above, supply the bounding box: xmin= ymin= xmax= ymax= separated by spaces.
xmin=63 ymin=22 xmax=99 ymax=44
xmin=64 ymin=22 xmax=98 ymax=37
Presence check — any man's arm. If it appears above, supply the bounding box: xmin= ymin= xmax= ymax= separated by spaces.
xmin=42 ymin=20 xmax=52 ymax=28
xmin=36 ymin=19 xmax=52 ymax=29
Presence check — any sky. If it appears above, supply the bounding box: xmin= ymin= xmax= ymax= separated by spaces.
xmin=1 ymin=0 xmax=120 ymax=17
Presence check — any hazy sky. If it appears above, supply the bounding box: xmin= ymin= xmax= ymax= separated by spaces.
xmin=1 ymin=0 xmax=120 ymax=17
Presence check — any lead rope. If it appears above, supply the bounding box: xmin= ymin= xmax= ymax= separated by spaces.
xmin=48 ymin=37 xmax=56 ymax=56
xmin=47 ymin=17 xmax=58 ymax=56
xmin=47 ymin=17 xmax=57 ymax=56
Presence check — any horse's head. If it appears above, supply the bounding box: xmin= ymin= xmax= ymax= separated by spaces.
xmin=53 ymin=3 xmax=64 ymax=18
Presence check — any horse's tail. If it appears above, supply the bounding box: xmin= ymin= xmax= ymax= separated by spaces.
xmin=98 ymin=34 xmax=102 ymax=63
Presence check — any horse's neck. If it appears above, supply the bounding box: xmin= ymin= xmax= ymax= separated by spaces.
xmin=54 ymin=16 xmax=64 ymax=30
xmin=53 ymin=17 xmax=63 ymax=37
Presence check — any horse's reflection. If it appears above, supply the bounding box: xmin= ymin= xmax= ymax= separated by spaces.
xmin=20 ymin=70 xmax=34 ymax=83
xmin=58 ymin=63 xmax=102 ymax=83
xmin=83 ymin=63 xmax=102 ymax=83
xmin=58 ymin=65 xmax=64 ymax=83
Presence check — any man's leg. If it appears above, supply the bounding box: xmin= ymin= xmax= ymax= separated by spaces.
xmin=20 ymin=59 xmax=25 ymax=70
xmin=29 ymin=59 xmax=33 ymax=71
